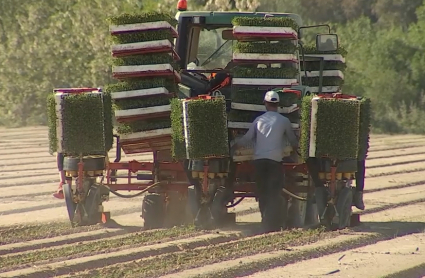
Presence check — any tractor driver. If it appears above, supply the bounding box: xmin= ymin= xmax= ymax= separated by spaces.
xmin=53 ymin=152 xmax=66 ymax=199
xmin=208 ymin=61 xmax=257 ymax=95
xmin=231 ymin=90 xmax=299 ymax=233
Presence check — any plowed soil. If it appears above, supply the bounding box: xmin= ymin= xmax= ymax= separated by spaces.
xmin=0 ymin=126 xmax=424 ymax=278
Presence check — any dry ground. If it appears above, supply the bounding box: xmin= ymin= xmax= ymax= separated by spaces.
xmin=0 ymin=127 xmax=424 ymax=278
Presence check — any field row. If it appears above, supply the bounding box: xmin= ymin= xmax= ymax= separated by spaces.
xmin=1 ymin=128 xmax=425 ymax=277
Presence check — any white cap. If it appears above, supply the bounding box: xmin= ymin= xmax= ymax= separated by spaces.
xmin=264 ymin=90 xmax=280 ymax=103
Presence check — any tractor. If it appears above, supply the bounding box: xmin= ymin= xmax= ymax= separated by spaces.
xmin=57 ymin=3 xmax=362 ymax=231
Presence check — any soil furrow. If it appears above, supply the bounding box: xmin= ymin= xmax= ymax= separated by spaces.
xmin=0 ymin=129 xmax=47 ymax=137
xmin=0 ymin=149 xmax=49 ymax=156
xmin=369 ymin=134 xmax=425 ymax=141
xmin=191 ymin=225 xmax=425 ymax=278
xmin=1 ymin=232 xmax=242 ymax=278
xmin=0 ymin=228 xmax=136 ymax=256
xmin=366 ymin=162 xmax=425 ymax=178
xmin=367 ymin=157 xmax=425 ymax=169
xmin=358 ymin=197 xmax=425 ymax=216
xmin=0 ymin=222 xmax=103 ymax=245
xmin=367 ymin=149 xmax=425 ymax=160
xmin=364 ymin=180 xmax=425 ymax=194
xmin=0 ymin=172 xmax=55 ymax=181
xmin=71 ymin=218 xmax=425 ymax=278
xmin=0 ymin=226 xmax=203 ymax=272
xmin=366 ymin=166 xmax=425 ymax=178
xmin=47 ymin=229 xmax=326 ymax=278
xmin=188 ymin=204 xmax=425 ymax=277
xmin=1 ymin=130 xmax=424 ymax=278
xmin=1 ymin=177 xmax=62 ymax=188
xmin=364 ymin=171 xmax=425 ymax=191
xmin=0 ymin=163 xmax=61 ymax=173
xmin=368 ymin=144 xmax=425 ymax=152
xmin=369 ymin=138 xmax=425 ymax=147
xmin=243 ymin=232 xmax=425 ymax=278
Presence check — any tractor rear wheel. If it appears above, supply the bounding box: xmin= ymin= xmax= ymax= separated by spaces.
xmin=142 ymin=193 xmax=165 ymax=230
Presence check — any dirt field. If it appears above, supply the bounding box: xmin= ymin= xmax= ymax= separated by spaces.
xmin=0 ymin=127 xmax=425 ymax=278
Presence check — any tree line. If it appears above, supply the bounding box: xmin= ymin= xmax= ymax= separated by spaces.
xmin=0 ymin=0 xmax=424 ymax=133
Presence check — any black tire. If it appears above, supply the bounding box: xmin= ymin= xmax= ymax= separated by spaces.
xmin=187 ymin=186 xmax=200 ymax=220
xmin=63 ymin=155 xmax=106 ymax=171
xmin=63 ymin=183 xmax=77 ymax=226
xmin=142 ymin=194 xmax=165 ymax=230
xmin=83 ymin=184 xmax=102 ymax=225
xmin=304 ymin=191 xmax=320 ymax=227
xmin=335 ymin=187 xmax=353 ymax=229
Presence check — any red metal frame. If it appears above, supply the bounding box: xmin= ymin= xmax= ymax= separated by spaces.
xmin=110 ymin=27 xmax=178 ymax=38
xmin=113 ymin=48 xmax=181 ymax=61
xmin=232 ymin=58 xmax=299 ymax=64
xmin=113 ymin=70 xmax=181 ymax=83
xmin=100 ymin=91 xmax=356 ymax=196
xmin=116 ymin=111 xmax=171 ymax=123
xmin=104 ymin=156 xmax=310 ymax=194
xmin=232 ymin=33 xmax=298 ymax=40
xmin=54 ymin=88 xmax=100 ymax=93
xmin=317 ymin=92 xmax=358 ymax=99
xmin=282 ymin=89 xmax=302 ymax=98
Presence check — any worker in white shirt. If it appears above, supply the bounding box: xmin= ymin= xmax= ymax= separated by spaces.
xmin=232 ymin=90 xmax=298 ymax=233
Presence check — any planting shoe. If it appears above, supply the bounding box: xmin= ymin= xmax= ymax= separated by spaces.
xmin=315 ymin=187 xmax=328 ymax=224
xmin=353 ymin=191 xmax=365 ymax=210
xmin=53 ymin=182 xmax=64 ymax=199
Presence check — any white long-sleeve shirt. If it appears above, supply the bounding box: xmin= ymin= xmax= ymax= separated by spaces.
xmin=237 ymin=111 xmax=298 ymax=162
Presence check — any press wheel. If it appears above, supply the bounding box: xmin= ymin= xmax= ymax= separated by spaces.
xmin=63 ymin=183 xmax=80 ymax=227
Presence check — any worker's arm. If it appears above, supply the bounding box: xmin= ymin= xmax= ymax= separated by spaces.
xmin=284 ymin=118 xmax=298 ymax=149
xmin=233 ymin=120 xmax=257 ymax=149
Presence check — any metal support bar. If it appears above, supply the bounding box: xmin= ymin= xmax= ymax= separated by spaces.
xmin=114 ymin=135 xmax=121 ymax=163
xmin=77 ymin=155 xmax=84 ymax=191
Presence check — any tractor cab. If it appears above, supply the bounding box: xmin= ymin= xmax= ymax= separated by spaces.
xmin=174 ymin=11 xmax=340 ymax=100
xmin=174 ymin=11 xmax=304 ymax=100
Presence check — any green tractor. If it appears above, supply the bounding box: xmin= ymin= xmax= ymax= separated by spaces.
xmin=51 ymin=6 xmax=366 ymax=231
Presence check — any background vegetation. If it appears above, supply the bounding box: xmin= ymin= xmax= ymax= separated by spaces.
xmin=1 ymin=0 xmax=424 ymax=133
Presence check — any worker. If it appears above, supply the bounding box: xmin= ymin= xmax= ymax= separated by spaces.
xmin=322 ymin=38 xmax=336 ymax=51
xmin=52 ymin=152 xmax=65 ymax=199
xmin=231 ymin=90 xmax=298 ymax=233
xmin=354 ymin=159 xmax=365 ymax=210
